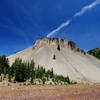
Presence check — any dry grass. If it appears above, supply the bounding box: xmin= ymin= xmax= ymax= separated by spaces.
xmin=0 ymin=84 xmax=100 ymax=100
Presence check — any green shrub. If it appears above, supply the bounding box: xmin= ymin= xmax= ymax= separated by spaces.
xmin=0 ymin=56 xmax=77 ymax=85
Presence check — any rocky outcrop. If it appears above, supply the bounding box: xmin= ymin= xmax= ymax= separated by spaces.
xmin=33 ymin=37 xmax=86 ymax=55
xmin=33 ymin=37 xmax=68 ymax=48
xmin=68 ymin=41 xmax=76 ymax=50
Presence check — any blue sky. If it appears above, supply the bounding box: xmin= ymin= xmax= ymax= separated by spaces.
xmin=0 ymin=0 xmax=100 ymax=56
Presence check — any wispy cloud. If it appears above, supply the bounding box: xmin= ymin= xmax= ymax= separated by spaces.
xmin=74 ymin=0 xmax=100 ymax=17
xmin=47 ymin=19 xmax=71 ymax=37
xmin=47 ymin=0 xmax=100 ymax=37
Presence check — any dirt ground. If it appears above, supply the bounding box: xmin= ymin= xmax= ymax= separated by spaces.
xmin=0 ymin=84 xmax=100 ymax=100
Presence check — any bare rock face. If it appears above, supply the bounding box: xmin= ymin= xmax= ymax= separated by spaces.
xmin=33 ymin=37 xmax=85 ymax=54
xmin=33 ymin=38 xmax=68 ymax=49
xmin=8 ymin=37 xmax=100 ymax=83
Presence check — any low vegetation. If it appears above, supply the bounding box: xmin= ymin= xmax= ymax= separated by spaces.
xmin=0 ymin=85 xmax=100 ymax=100
xmin=0 ymin=55 xmax=77 ymax=85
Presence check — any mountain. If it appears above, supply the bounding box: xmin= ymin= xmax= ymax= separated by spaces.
xmin=8 ymin=38 xmax=100 ymax=83
xmin=88 ymin=48 xmax=100 ymax=60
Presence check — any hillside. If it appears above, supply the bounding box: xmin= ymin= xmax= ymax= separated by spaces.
xmin=88 ymin=48 xmax=100 ymax=60
xmin=8 ymin=38 xmax=100 ymax=83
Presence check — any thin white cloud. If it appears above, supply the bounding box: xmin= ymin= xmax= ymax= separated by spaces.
xmin=47 ymin=0 xmax=100 ymax=37
xmin=47 ymin=19 xmax=71 ymax=37
xmin=74 ymin=0 xmax=100 ymax=17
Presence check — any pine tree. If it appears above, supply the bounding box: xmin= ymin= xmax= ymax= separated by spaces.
xmin=0 ymin=55 xmax=9 ymax=75
xmin=11 ymin=58 xmax=29 ymax=82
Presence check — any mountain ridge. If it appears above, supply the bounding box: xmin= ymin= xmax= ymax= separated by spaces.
xmin=33 ymin=37 xmax=86 ymax=54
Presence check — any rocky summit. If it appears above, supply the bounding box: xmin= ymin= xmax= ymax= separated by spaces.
xmin=8 ymin=38 xmax=100 ymax=83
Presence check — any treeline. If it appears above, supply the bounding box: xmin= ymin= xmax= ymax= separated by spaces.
xmin=0 ymin=55 xmax=77 ymax=85
xmin=88 ymin=48 xmax=100 ymax=60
